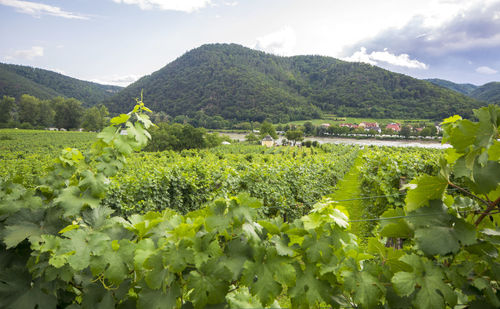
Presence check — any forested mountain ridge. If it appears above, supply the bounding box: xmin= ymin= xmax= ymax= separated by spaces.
xmin=0 ymin=63 xmax=122 ymax=107
xmin=470 ymin=82 xmax=500 ymax=103
xmin=106 ymin=43 xmax=482 ymax=121
xmin=425 ymin=78 xmax=478 ymax=95
xmin=425 ymin=78 xmax=500 ymax=104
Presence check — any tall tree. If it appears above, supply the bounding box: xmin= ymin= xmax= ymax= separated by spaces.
xmin=82 ymin=105 xmax=109 ymax=131
xmin=53 ymin=97 xmax=84 ymax=129
xmin=0 ymin=96 xmax=15 ymax=123
xmin=18 ymin=94 xmax=41 ymax=125
xmin=286 ymin=130 xmax=304 ymax=146
xmin=38 ymin=99 xmax=55 ymax=127
xmin=260 ymin=120 xmax=278 ymax=139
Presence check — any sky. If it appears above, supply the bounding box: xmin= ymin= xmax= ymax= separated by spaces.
xmin=1 ymin=0 xmax=500 ymax=87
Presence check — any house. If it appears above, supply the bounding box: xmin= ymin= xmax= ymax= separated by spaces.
xmin=321 ymin=123 xmax=331 ymax=128
xmin=261 ymin=135 xmax=274 ymax=147
xmin=386 ymin=123 xmax=401 ymax=132
xmin=46 ymin=127 xmax=58 ymax=131
xmin=221 ymin=141 xmax=231 ymax=145
xmin=359 ymin=122 xmax=381 ymax=133
xmin=339 ymin=123 xmax=358 ymax=128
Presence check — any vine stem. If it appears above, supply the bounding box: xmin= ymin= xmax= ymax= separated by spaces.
xmin=447 ymin=182 xmax=489 ymax=207
xmin=474 ymin=196 xmax=500 ymax=226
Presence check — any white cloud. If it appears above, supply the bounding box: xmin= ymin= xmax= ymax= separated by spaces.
xmin=0 ymin=0 xmax=88 ymax=19
xmin=91 ymin=74 xmax=141 ymax=87
xmin=343 ymin=47 xmax=428 ymax=69
xmin=111 ymin=0 xmax=211 ymax=12
xmin=475 ymin=66 xmax=498 ymax=75
xmin=223 ymin=1 xmax=237 ymax=6
xmin=5 ymin=46 xmax=44 ymax=60
xmin=255 ymin=26 xmax=296 ymax=56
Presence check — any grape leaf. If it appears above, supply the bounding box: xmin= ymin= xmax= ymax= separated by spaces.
xmin=392 ymin=254 xmax=456 ymax=309
xmin=405 ymin=175 xmax=447 ymax=212
xmin=137 ymin=284 xmax=180 ymax=309
xmin=3 ymin=223 xmax=41 ymax=248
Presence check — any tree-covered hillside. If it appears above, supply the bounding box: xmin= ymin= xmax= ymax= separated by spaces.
xmin=0 ymin=63 xmax=122 ymax=107
xmin=425 ymin=78 xmax=478 ymax=95
xmin=106 ymin=43 xmax=482 ymax=121
xmin=470 ymin=81 xmax=500 ymax=103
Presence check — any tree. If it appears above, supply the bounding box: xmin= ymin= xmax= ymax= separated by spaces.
xmin=303 ymin=121 xmax=314 ymax=135
xmin=18 ymin=94 xmax=41 ymax=126
xmin=245 ymin=132 xmax=260 ymax=144
xmin=285 ymin=130 xmax=304 ymax=146
xmin=82 ymin=105 xmax=109 ymax=131
xmin=0 ymin=96 xmax=15 ymax=123
xmin=38 ymin=100 xmax=55 ymax=127
xmin=399 ymin=125 xmax=412 ymax=138
xmin=53 ymin=97 xmax=84 ymax=129
xmin=260 ymin=120 xmax=278 ymax=139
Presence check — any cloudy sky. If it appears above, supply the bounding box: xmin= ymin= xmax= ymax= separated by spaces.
xmin=1 ymin=0 xmax=499 ymax=86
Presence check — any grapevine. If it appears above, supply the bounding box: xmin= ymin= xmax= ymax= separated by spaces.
xmin=0 ymin=101 xmax=499 ymax=308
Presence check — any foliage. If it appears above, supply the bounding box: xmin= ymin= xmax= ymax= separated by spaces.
xmin=470 ymin=81 xmax=500 ymax=103
xmin=426 ymin=78 xmax=478 ymax=95
xmin=259 ymin=120 xmax=278 ymax=139
xmin=103 ymin=144 xmax=358 ymax=220
xmin=285 ymin=130 xmax=304 ymax=145
xmin=82 ymin=105 xmax=109 ymax=131
xmin=1 ymin=102 xmax=499 ymax=309
xmin=105 ymin=43 xmax=482 ymax=121
xmin=356 ymin=147 xmax=442 ymax=236
xmin=0 ymin=95 xmax=15 ymax=123
xmin=0 ymin=62 xmax=122 ymax=107
xmin=144 ymin=122 xmax=215 ymax=151
xmin=0 ymin=129 xmax=96 ymax=187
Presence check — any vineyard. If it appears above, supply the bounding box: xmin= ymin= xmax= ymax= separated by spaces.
xmin=0 ymin=101 xmax=499 ymax=308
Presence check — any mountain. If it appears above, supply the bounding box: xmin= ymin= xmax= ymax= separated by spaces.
xmin=0 ymin=63 xmax=122 ymax=106
xmin=469 ymin=82 xmax=500 ymax=103
xmin=425 ymin=78 xmax=478 ymax=95
xmin=106 ymin=44 xmax=482 ymax=121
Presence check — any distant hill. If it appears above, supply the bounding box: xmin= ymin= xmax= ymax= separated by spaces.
xmin=106 ymin=44 xmax=482 ymax=121
xmin=470 ymin=82 xmax=500 ymax=103
xmin=425 ymin=78 xmax=478 ymax=95
xmin=0 ymin=63 xmax=122 ymax=106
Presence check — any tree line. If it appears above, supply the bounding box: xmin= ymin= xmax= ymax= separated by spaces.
xmin=0 ymin=94 xmax=109 ymax=131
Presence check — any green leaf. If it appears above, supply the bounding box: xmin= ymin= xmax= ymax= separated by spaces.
xmin=58 ymin=224 xmax=79 ymax=234
xmin=8 ymin=284 xmax=57 ymax=309
xmin=55 ymin=186 xmax=100 ymax=217
xmin=472 ymin=160 xmax=500 ymax=194
xmin=408 ymin=200 xmax=476 ymax=255
xmin=3 ymin=223 xmax=41 ymax=248
xmin=97 ymin=126 xmax=117 ymax=144
xmin=270 ymin=234 xmax=295 ymax=257
xmin=379 ymin=208 xmax=413 ymax=238
xmin=289 ymin=263 xmax=332 ymax=307
xmin=405 ymin=175 xmax=447 ymax=212
xmin=392 ymin=271 xmax=416 ymax=296
xmin=241 ymin=249 xmax=290 ymax=306
xmin=187 ymin=267 xmax=229 ymax=308
xmin=488 ymin=140 xmax=500 ymax=161
xmin=137 ymin=284 xmax=180 ymax=309
xmin=344 ymin=270 xmax=385 ymax=308
xmin=392 ymin=254 xmax=456 ymax=309
xmin=110 ymin=113 xmax=130 ymax=125
xmin=441 ymin=115 xmax=462 ymax=125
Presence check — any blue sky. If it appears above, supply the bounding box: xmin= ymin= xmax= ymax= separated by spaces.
xmin=1 ymin=0 xmax=499 ymax=86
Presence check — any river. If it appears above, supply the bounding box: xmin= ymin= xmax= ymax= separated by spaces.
xmin=219 ymin=133 xmax=451 ymax=149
